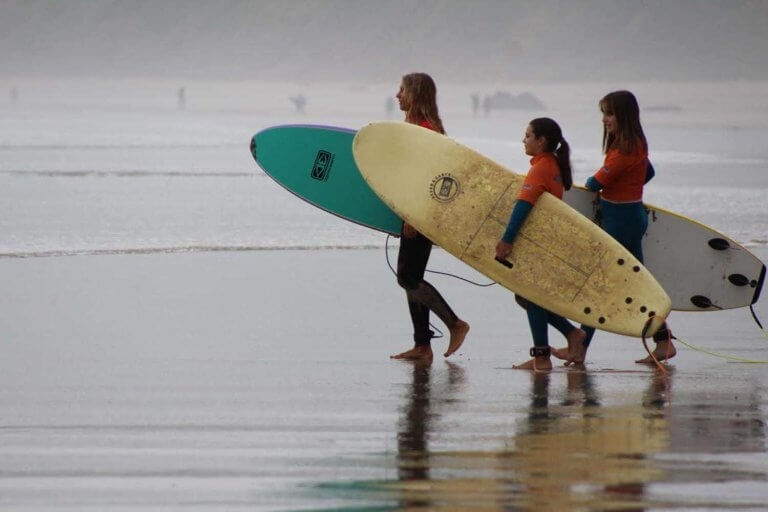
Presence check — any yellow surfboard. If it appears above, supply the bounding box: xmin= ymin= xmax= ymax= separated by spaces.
xmin=353 ymin=121 xmax=670 ymax=338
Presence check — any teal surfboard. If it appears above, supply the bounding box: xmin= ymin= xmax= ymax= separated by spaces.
xmin=250 ymin=125 xmax=402 ymax=235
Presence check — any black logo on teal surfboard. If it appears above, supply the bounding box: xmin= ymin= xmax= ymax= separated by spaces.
xmin=430 ymin=173 xmax=459 ymax=202
xmin=311 ymin=150 xmax=334 ymax=181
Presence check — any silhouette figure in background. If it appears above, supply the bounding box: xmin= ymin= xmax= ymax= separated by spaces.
xmin=290 ymin=94 xmax=306 ymax=114
xmin=177 ymin=86 xmax=186 ymax=110
xmin=470 ymin=94 xmax=479 ymax=117
xmin=385 ymin=96 xmax=395 ymax=118
xmin=482 ymin=95 xmax=491 ymax=116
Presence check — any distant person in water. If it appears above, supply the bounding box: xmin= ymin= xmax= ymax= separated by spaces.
xmin=290 ymin=94 xmax=306 ymax=114
xmin=553 ymin=90 xmax=675 ymax=366
xmin=482 ymin=95 xmax=491 ymax=117
xmin=495 ymin=118 xmax=587 ymax=371
xmin=390 ymin=72 xmax=470 ymax=363
xmin=177 ymin=86 xmax=186 ymax=110
xmin=385 ymin=96 xmax=395 ymax=118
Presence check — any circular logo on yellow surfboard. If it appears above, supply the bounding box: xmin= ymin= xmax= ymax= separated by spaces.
xmin=430 ymin=173 xmax=460 ymax=202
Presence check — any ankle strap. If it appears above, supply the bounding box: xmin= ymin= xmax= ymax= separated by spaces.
xmin=652 ymin=327 xmax=671 ymax=343
xmin=529 ymin=346 xmax=551 ymax=357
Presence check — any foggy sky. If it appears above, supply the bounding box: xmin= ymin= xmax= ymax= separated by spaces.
xmin=1 ymin=0 xmax=767 ymax=82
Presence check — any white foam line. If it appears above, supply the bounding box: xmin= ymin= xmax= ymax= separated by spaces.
xmin=0 ymin=170 xmax=255 ymax=178
xmin=0 ymin=244 xmax=385 ymax=259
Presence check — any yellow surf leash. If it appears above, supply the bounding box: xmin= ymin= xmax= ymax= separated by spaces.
xmin=674 ymin=335 xmax=768 ymax=364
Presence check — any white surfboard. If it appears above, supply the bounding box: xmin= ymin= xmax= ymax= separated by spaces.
xmin=564 ymin=189 xmax=765 ymax=312
xmin=353 ymin=122 xmax=670 ymax=338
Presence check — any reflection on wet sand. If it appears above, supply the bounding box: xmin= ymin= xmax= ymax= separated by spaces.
xmin=395 ymin=360 xmax=466 ymax=509
xmin=314 ymin=365 xmax=767 ymax=510
xmin=387 ymin=369 xmax=672 ymax=510
xmin=511 ymin=370 xmax=669 ymax=511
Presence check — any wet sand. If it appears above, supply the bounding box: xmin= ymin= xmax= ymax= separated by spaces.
xmin=1 ymin=246 xmax=767 ymax=510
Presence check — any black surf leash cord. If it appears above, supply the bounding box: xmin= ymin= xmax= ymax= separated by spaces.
xmin=696 ymin=298 xmax=767 ymax=338
xmin=668 ymin=297 xmax=768 ymax=362
xmin=384 ymin=234 xmax=497 ymax=288
xmin=692 ymin=296 xmax=767 ymax=338
xmin=384 ymin=234 xmax=496 ymax=339
xmin=750 ymin=304 xmax=768 ymax=337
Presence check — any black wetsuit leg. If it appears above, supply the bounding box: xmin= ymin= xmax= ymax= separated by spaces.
xmin=397 ymin=230 xmax=458 ymax=346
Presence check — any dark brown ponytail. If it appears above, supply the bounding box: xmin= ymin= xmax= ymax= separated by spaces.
xmin=529 ymin=117 xmax=572 ymax=190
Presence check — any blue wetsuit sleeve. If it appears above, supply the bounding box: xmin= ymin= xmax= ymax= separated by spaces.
xmin=645 ymin=161 xmax=655 ymax=184
xmin=585 ymin=176 xmax=603 ymax=192
xmin=502 ymin=200 xmax=534 ymax=243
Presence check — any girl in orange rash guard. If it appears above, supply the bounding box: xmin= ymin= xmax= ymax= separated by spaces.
xmin=389 ymin=73 xmax=470 ymax=363
xmin=495 ymin=118 xmax=587 ymax=371
xmin=554 ymin=90 xmax=674 ymax=365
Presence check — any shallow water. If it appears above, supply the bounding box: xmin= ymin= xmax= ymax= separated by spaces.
xmin=0 ymin=79 xmax=767 ymax=258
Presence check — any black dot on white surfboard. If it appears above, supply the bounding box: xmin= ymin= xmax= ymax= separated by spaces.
xmin=584 ymin=307 xmax=591 ymax=314
xmin=708 ymin=238 xmax=730 ymax=251
xmin=633 ymin=266 xmax=640 ymax=272
xmin=649 ymin=311 xmax=656 ymax=317
xmin=728 ymin=274 xmax=749 ymax=286
xmin=617 ymin=259 xmax=625 ymax=265
xmin=640 ymin=306 xmax=647 ymax=313
xmin=625 ymin=297 xmax=633 ymax=304
xmin=691 ymin=295 xmax=713 ymax=309
xmin=598 ymin=317 xmax=605 ymax=324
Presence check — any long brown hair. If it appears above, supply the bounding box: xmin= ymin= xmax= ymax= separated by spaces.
xmin=599 ymin=90 xmax=647 ymax=155
xmin=401 ymin=72 xmax=445 ymax=134
xmin=529 ymin=117 xmax=572 ymax=190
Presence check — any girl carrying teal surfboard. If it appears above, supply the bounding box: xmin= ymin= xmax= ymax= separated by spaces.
xmin=389 ymin=72 xmax=470 ymax=363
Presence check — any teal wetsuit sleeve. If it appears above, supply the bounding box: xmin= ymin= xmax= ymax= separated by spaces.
xmin=585 ymin=176 xmax=603 ymax=191
xmin=502 ymin=200 xmax=534 ymax=243
xmin=645 ymin=161 xmax=655 ymax=184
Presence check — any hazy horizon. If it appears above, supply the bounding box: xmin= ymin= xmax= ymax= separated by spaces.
xmin=2 ymin=0 xmax=767 ymax=83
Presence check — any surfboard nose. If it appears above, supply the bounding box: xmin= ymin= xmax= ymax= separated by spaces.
xmin=249 ymin=135 xmax=257 ymax=159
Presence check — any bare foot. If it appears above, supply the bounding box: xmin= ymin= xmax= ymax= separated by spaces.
xmin=564 ymin=328 xmax=587 ymax=366
xmin=636 ymin=339 xmax=677 ymax=364
xmin=513 ymin=356 xmax=552 ymax=371
xmin=444 ymin=319 xmax=470 ymax=357
xmin=391 ymin=345 xmax=433 ymax=362
xmin=551 ymin=329 xmax=588 ymax=365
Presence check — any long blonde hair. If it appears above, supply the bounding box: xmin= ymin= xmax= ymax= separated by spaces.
xmin=401 ymin=72 xmax=445 ymax=134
